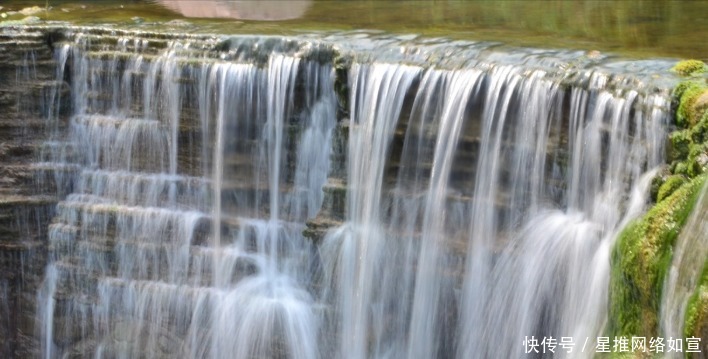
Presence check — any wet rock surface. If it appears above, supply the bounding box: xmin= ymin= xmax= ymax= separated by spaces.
xmin=0 ymin=27 xmax=59 ymax=357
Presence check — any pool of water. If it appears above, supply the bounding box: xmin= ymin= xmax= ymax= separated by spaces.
xmin=1 ymin=0 xmax=707 ymax=59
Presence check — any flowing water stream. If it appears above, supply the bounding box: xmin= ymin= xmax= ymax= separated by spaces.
xmin=26 ymin=27 xmax=678 ymax=358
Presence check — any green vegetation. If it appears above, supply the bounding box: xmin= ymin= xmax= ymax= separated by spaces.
xmin=674 ymin=80 xmax=708 ymax=129
xmin=610 ymin=175 xmax=706 ymax=339
xmin=670 ymin=131 xmax=691 ymax=162
xmin=657 ymin=174 xmax=687 ymax=202
xmin=672 ymin=60 xmax=708 ymax=77
xmin=665 ymin=63 xmax=708 ymax=180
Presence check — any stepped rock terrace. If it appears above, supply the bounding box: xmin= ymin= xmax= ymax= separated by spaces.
xmin=0 ymin=22 xmax=697 ymax=359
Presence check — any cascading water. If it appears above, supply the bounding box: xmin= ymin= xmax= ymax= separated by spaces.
xmin=36 ymin=30 xmax=335 ymax=358
xmin=31 ymin=27 xmax=678 ymax=358
xmin=320 ymin=53 xmax=670 ymax=359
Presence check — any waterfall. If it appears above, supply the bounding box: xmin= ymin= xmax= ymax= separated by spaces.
xmin=31 ymin=28 xmax=677 ymax=358
xmin=457 ymin=72 xmax=668 ymax=359
xmin=36 ymin=31 xmax=335 ymax=358
xmin=320 ymin=57 xmax=669 ymax=358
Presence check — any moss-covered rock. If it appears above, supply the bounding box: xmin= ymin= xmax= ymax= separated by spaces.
xmin=674 ymin=81 xmax=708 ymax=129
xmin=666 ymin=78 xmax=708 ymax=179
xmin=609 ymin=175 xmax=706 ymax=340
xmin=689 ymin=110 xmax=708 ymax=145
xmin=674 ymin=161 xmax=689 ymax=176
xmin=650 ymin=167 xmax=672 ymax=201
xmin=687 ymin=142 xmax=708 ymax=178
xmin=671 ymin=60 xmax=708 ymax=77
xmin=657 ymin=174 xmax=687 ymax=202
xmin=670 ymin=130 xmax=692 ymax=162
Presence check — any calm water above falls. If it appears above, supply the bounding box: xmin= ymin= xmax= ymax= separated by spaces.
xmin=3 ymin=0 xmax=708 ymax=58
xmin=22 ymin=26 xmax=678 ymax=358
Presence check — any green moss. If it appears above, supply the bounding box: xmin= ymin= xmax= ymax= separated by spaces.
xmin=687 ymin=142 xmax=708 ymax=178
xmin=609 ymin=175 xmax=707 ymax=340
xmin=668 ymin=78 xmax=708 ymax=188
xmin=657 ymin=174 xmax=687 ymax=202
xmin=689 ymin=111 xmax=708 ymax=144
xmin=674 ymin=81 xmax=697 ymax=100
xmin=675 ymin=81 xmax=708 ymax=128
xmin=674 ymin=162 xmax=689 ymax=176
xmin=672 ymin=60 xmax=708 ymax=77
xmin=684 ymin=260 xmax=708 ymax=343
xmin=670 ymin=130 xmax=692 ymax=162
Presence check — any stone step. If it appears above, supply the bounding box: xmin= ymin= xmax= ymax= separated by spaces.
xmin=0 ymin=240 xmax=46 ymax=283
xmin=0 ymin=195 xmax=56 ymax=242
xmin=302 ymin=214 xmax=343 ymax=244
xmin=51 ymin=197 xmax=306 ymax=243
xmin=0 ymin=118 xmax=53 ymax=132
xmin=48 ymin=236 xmax=301 ymax=314
xmin=72 ymin=114 xmax=159 ymax=127
xmin=303 ymin=211 xmax=475 ymax=255
xmin=51 ymin=240 xmax=264 ymax=292
xmin=54 ymin=198 xmax=208 ymax=235
xmin=51 ymin=31 xmax=218 ymax=53
xmin=0 ymin=80 xmax=66 ymax=94
xmin=0 ymin=34 xmax=45 ymax=44
xmin=0 ymin=194 xmax=56 ymax=209
xmin=0 ymin=38 xmax=49 ymax=53
xmin=0 ymin=164 xmax=50 ymax=195
xmin=83 ymin=50 xmax=221 ymax=70
xmin=49 ymin=269 xmax=221 ymax=323
xmin=29 ymin=160 xmax=314 ymax=213
xmin=73 ymin=169 xmax=210 ymax=209
xmin=68 ymin=115 xmax=304 ymax=152
xmin=0 ymin=142 xmax=36 ymax=163
xmin=36 ymin=140 xmax=78 ymax=162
